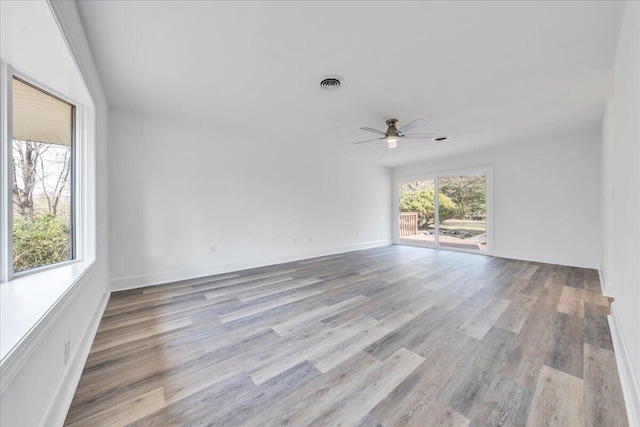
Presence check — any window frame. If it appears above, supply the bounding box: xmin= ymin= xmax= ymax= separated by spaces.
xmin=1 ymin=64 xmax=86 ymax=282
xmin=393 ymin=165 xmax=494 ymax=255
xmin=10 ymin=75 xmax=78 ymax=277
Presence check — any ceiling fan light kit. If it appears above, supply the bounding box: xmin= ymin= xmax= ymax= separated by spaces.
xmin=354 ymin=118 xmax=446 ymax=149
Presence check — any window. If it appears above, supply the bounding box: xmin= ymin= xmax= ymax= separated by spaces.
xmin=11 ymin=77 xmax=75 ymax=273
xmin=396 ymin=167 xmax=492 ymax=253
xmin=1 ymin=69 xmax=84 ymax=282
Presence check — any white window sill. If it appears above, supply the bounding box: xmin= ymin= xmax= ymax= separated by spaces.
xmin=0 ymin=259 xmax=95 ymax=389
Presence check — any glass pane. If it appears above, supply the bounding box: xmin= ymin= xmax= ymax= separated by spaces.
xmin=438 ymin=174 xmax=487 ymax=250
xmin=398 ymin=179 xmax=436 ymax=244
xmin=12 ymin=78 xmax=73 ymax=272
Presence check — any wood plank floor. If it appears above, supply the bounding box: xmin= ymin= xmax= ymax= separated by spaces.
xmin=65 ymin=246 xmax=628 ymax=426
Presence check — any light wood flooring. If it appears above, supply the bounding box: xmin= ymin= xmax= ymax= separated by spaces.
xmin=65 ymin=246 xmax=628 ymax=426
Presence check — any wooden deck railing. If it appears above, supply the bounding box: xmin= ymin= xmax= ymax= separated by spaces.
xmin=399 ymin=212 xmax=419 ymax=237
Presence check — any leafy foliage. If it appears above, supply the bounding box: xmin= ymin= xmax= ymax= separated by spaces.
xmin=399 ymin=188 xmax=457 ymax=227
xmin=13 ymin=213 xmax=71 ymax=272
xmin=439 ymin=175 xmax=486 ymax=220
xmin=12 ymin=138 xmax=72 ymax=272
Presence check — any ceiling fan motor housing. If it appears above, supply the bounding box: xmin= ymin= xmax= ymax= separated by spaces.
xmin=385 ymin=119 xmax=400 ymax=137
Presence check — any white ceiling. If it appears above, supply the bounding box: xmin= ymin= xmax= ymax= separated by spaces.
xmin=76 ymin=0 xmax=625 ymax=167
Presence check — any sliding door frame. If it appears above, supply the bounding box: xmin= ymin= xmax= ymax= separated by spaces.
xmin=392 ymin=165 xmax=494 ymax=255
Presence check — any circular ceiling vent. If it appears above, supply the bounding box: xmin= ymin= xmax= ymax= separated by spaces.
xmin=319 ymin=75 xmax=343 ymax=91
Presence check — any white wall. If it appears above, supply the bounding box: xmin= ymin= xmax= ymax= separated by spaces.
xmin=392 ymin=134 xmax=602 ymax=268
xmin=108 ymin=109 xmax=391 ymax=290
xmin=606 ymin=1 xmax=640 ymax=424
xmin=0 ymin=1 xmax=110 ymax=426
xmin=601 ymin=98 xmax=615 ymax=292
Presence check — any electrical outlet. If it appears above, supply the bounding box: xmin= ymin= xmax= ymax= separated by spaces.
xmin=293 ymin=237 xmax=297 ymax=244
xmin=64 ymin=340 xmax=70 ymax=365
xmin=356 ymin=231 xmax=359 ymax=237
xmin=210 ymin=245 xmax=216 ymax=253
xmin=308 ymin=236 xmax=313 ymax=243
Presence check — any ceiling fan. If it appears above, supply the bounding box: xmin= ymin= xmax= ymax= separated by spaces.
xmin=354 ymin=118 xmax=447 ymax=149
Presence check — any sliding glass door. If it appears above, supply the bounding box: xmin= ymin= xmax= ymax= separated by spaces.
xmin=398 ymin=179 xmax=436 ymax=244
xmin=437 ymin=174 xmax=487 ymax=250
xmin=397 ymin=168 xmax=491 ymax=253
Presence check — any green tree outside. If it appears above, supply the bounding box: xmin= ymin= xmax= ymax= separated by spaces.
xmin=399 ymin=188 xmax=457 ymax=227
xmin=439 ymin=175 xmax=486 ymax=220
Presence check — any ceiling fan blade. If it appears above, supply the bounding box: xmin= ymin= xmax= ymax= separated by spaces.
xmin=398 ymin=118 xmax=426 ymax=133
xmin=402 ymin=133 xmax=437 ymax=139
xmin=353 ymin=137 xmax=384 ymax=144
xmin=360 ymin=127 xmax=386 ymax=135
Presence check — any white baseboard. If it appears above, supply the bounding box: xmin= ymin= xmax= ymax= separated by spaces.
xmin=110 ymin=240 xmax=391 ymax=292
xmin=598 ymin=268 xmax=615 ymax=298
xmin=38 ymin=291 xmax=110 ymax=427
xmin=490 ymin=249 xmax=599 ymax=269
xmin=602 ymin=281 xmax=615 ymax=298
xmin=608 ymin=303 xmax=640 ymax=427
